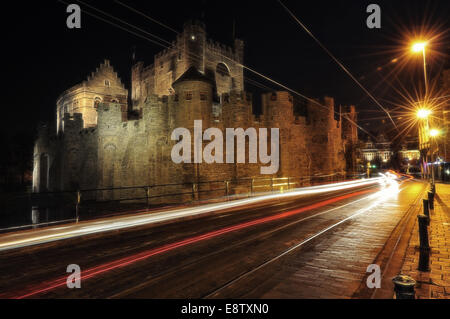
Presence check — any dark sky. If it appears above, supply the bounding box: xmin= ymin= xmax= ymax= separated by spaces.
xmin=3 ymin=0 xmax=449 ymax=142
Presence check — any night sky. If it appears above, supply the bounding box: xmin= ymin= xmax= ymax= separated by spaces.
xmin=3 ymin=0 xmax=449 ymax=142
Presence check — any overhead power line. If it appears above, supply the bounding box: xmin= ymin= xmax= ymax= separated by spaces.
xmin=78 ymin=0 xmax=173 ymax=46
xmin=57 ymin=0 xmax=376 ymax=139
xmin=58 ymin=0 xmax=167 ymax=48
xmin=277 ymin=0 xmax=399 ymax=132
xmin=112 ymin=1 xmax=375 ymax=138
xmin=114 ymin=0 xmax=180 ymax=34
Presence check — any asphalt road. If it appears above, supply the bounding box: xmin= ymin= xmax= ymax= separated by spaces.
xmin=0 ymin=177 xmax=425 ymax=299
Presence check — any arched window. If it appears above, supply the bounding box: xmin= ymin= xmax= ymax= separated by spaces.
xmin=94 ymin=97 xmax=102 ymax=108
xmin=216 ymin=63 xmax=230 ymax=77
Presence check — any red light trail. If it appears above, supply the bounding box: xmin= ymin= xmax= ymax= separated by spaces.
xmin=7 ymin=188 xmax=376 ymax=299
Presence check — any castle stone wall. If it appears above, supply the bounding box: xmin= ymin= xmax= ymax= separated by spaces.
xmin=33 ymin=24 xmax=357 ymax=203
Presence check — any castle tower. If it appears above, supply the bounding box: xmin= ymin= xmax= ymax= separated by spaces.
xmin=56 ymin=59 xmax=128 ymax=134
xmin=261 ymin=91 xmax=299 ymax=177
xmin=342 ymin=105 xmax=358 ymax=144
xmin=341 ymin=105 xmax=358 ymax=173
xmin=222 ymin=91 xmax=258 ymax=179
xmin=172 ymin=66 xmax=214 ymax=185
xmin=182 ymin=20 xmax=207 ymax=72
xmin=33 ymin=123 xmax=51 ymax=193
xmin=172 ymin=66 xmax=214 ymax=127
xmin=131 ymin=20 xmax=244 ymax=105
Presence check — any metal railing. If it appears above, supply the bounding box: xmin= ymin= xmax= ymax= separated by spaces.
xmin=0 ymin=172 xmax=366 ymax=230
xmin=37 ymin=172 xmax=365 ymax=220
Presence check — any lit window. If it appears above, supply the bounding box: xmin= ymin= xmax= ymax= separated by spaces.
xmin=191 ymin=35 xmax=196 ymax=41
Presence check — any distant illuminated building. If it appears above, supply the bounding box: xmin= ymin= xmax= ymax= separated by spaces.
xmin=399 ymin=147 xmax=420 ymax=162
xmin=359 ymin=134 xmax=393 ymax=167
xmin=398 ymin=138 xmax=421 ymax=173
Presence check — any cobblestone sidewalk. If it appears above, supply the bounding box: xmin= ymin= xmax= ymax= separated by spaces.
xmin=400 ymin=183 xmax=450 ymax=299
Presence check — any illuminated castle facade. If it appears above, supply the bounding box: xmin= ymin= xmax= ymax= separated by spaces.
xmin=33 ymin=21 xmax=358 ymax=201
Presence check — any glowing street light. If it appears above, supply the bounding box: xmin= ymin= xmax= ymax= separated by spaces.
xmin=415 ymin=106 xmax=432 ymax=182
xmin=411 ymin=42 xmax=426 ymax=53
xmin=430 ymin=129 xmax=440 ymax=137
xmin=410 ymin=40 xmax=429 ymax=95
xmin=416 ymin=109 xmax=431 ymax=119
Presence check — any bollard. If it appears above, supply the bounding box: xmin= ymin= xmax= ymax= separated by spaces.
xmin=417 ymin=215 xmax=430 ymax=272
xmin=392 ymin=274 xmax=416 ymax=299
xmin=427 ymin=191 xmax=434 ymax=210
xmin=423 ymin=199 xmax=430 ymax=225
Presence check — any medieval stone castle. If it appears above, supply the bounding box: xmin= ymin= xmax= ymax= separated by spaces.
xmin=33 ymin=21 xmax=358 ymax=201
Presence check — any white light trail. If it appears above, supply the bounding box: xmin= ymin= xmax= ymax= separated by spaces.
xmin=0 ymin=179 xmax=382 ymax=252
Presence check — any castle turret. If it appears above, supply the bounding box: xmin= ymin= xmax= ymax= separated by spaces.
xmin=171 ymin=66 xmax=215 ymax=185
xmin=131 ymin=20 xmax=244 ymax=100
xmin=56 ymin=59 xmax=128 ymax=134
xmin=182 ymin=20 xmax=207 ymax=72
xmin=97 ymin=102 xmax=125 ymax=136
xmin=172 ymin=66 xmax=214 ymax=127
xmin=261 ymin=91 xmax=295 ymax=126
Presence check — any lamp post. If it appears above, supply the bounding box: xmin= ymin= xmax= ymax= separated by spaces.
xmin=430 ymin=129 xmax=441 ymax=184
xmin=416 ymin=108 xmax=432 ymax=181
xmin=411 ymin=42 xmax=428 ymax=96
xmin=412 ymin=42 xmax=430 ymax=178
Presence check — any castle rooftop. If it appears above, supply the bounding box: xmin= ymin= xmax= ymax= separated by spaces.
xmin=172 ymin=66 xmax=214 ymax=87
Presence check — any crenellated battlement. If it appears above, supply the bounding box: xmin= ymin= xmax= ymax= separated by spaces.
xmin=220 ymin=90 xmax=252 ymax=107
xmin=131 ymin=20 xmax=244 ymax=102
xmin=33 ymin=21 xmax=358 ymax=195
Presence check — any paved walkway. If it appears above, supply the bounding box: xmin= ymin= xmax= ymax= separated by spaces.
xmin=400 ymin=183 xmax=450 ymax=299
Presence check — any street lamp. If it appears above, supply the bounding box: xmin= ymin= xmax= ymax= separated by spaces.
xmin=416 ymin=108 xmax=431 ymax=119
xmin=430 ymin=128 xmax=440 ymax=137
xmin=415 ymin=107 xmax=432 ymax=181
xmin=411 ymin=42 xmax=426 ymax=53
xmin=429 ymin=128 xmax=441 ymax=185
xmin=411 ymin=41 xmax=428 ymax=95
